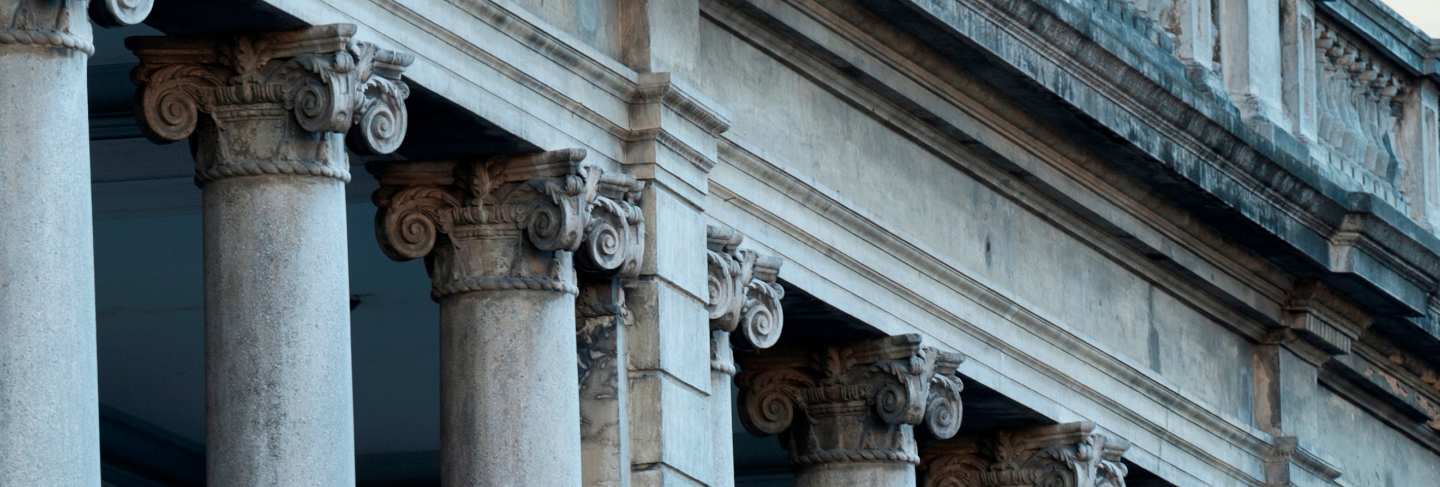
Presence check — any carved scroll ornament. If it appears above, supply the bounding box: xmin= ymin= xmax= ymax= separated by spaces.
xmin=922 ymin=422 xmax=1129 ymax=487
xmin=372 ymin=150 xmax=645 ymax=297
xmin=737 ymin=334 xmax=965 ymax=465
xmin=707 ymin=226 xmax=785 ymax=354
xmin=128 ymin=23 xmax=414 ymax=180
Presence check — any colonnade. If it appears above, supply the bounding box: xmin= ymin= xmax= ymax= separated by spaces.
xmin=0 ymin=9 xmax=1133 ymax=486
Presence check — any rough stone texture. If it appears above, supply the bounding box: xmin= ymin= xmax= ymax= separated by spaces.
xmin=578 ymin=279 xmax=631 ymax=487
xmin=0 ymin=2 xmax=98 ymax=484
xmin=441 ymin=282 xmax=580 ymax=485
xmin=126 ymin=23 xmax=411 ymax=485
xmin=202 ymin=175 xmax=355 ymax=486
xmin=372 ymin=151 xmax=644 ymax=486
xmin=737 ymin=334 xmax=964 ymax=485
xmin=920 ymin=422 xmax=1130 ymax=487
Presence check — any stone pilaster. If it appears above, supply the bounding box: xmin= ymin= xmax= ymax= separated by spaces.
xmin=129 ymin=24 xmax=411 ymax=486
xmin=0 ymin=1 xmax=147 ymax=484
xmin=920 ymin=422 xmax=1130 ymax=487
xmin=578 ymin=278 xmax=634 ymax=487
xmin=372 ymin=150 xmax=644 ymax=486
xmin=738 ymin=334 xmax=965 ymax=487
xmin=706 ymin=225 xmax=785 ymax=486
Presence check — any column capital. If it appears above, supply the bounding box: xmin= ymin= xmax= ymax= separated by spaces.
xmin=372 ymin=150 xmax=645 ymax=297
xmin=920 ymin=422 xmax=1130 ymax=487
xmin=706 ymin=225 xmax=785 ymax=372
xmin=128 ymin=24 xmax=413 ymax=183
xmin=0 ymin=1 xmax=102 ymax=55
xmin=737 ymin=334 xmax=965 ymax=466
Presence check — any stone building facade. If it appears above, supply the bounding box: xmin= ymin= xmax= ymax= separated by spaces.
xmin=3 ymin=0 xmax=1440 ymax=485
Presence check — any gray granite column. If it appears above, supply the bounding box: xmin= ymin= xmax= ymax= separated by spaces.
xmin=738 ymin=335 xmax=965 ymax=487
xmin=919 ymin=422 xmax=1130 ymax=487
xmin=705 ymin=226 xmax=785 ymax=487
xmin=373 ymin=151 xmax=644 ymax=486
xmin=0 ymin=1 xmax=149 ymax=484
xmin=129 ymin=25 xmax=411 ymax=485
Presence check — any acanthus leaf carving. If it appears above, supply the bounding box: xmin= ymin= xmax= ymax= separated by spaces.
xmin=736 ymin=334 xmax=965 ymax=466
xmin=372 ymin=150 xmax=645 ymax=298
xmin=128 ymin=24 xmax=414 ymax=179
xmin=921 ymin=422 xmax=1130 ymax=487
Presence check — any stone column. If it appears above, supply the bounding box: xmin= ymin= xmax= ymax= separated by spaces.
xmin=738 ymin=334 xmax=965 ymax=487
xmin=1218 ymin=0 xmax=1285 ymax=122
xmin=705 ymin=225 xmax=785 ymax=486
xmin=578 ymin=278 xmax=633 ymax=487
xmin=0 ymin=1 xmax=148 ymax=484
xmin=920 ymin=422 xmax=1130 ymax=487
xmin=129 ymin=25 xmax=412 ymax=485
xmin=372 ymin=151 xmax=644 ymax=486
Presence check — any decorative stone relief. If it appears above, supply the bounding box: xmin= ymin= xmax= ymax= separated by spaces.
xmin=737 ymin=334 xmax=964 ymax=466
xmin=1314 ymin=20 xmax=1410 ymax=208
xmin=707 ymin=225 xmax=785 ymax=373
xmin=372 ymin=149 xmax=644 ymax=298
xmin=129 ymin=24 xmax=413 ymax=182
xmin=0 ymin=0 xmax=100 ymax=54
xmin=921 ymin=422 xmax=1129 ymax=487
xmin=89 ymin=0 xmax=152 ymax=27
xmin=576 ymin=278 xmax=630 ymax=487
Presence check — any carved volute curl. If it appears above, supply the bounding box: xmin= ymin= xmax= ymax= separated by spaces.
xmin=921 ymin=422 xmax=1129 ymax=487
xmin=707 ymin=225 xmax=787 ymax=373
xmin=371 ymin=150 xmax=645 ymax=299
xmin=127 ymin=24 xmax=414 ymax=183
xmin=736 ymin=334 xmax=965 ymax=466
xmin=89 ymin=0 xmax=153 ymax=27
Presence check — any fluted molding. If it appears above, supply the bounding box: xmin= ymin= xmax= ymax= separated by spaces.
xmin=921 ymin=422 xmax=1129 ymax=487
xmin=372 ymin=150 xmax=644 ymax=298
xmin=707 ymin=225 xmax=785 ymax=372
xmin=737 ymin=334 xmax=965 ymax=466
xmin=128 ymin=24 xmax=413 ymax=183
xmin=1 ymin=0 xmax=98 ymax=54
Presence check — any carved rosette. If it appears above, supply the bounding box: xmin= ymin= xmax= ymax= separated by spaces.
xmin=707 ymin=225 xmax=786 ymax=374
xmin=736 ymin=334 xmax=965 ymax=466
xmin=921 ymin=422 xmax=1129 ymax=487
xmin=127 ymin=24 xmax=414 ymax=183
xmin=371 ymin=149 xmax=645 ymax=299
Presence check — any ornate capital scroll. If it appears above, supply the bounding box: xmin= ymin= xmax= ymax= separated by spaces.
xmin=707 ymin=225 xmax=785 ymax=373
xmin=371 ymin=150 xmax=645 ymax=298
xmin=128 ymin=24 xmax=413 ymax=183
xmin=920 ymin=422 xmax=1129 ymax=487
xmin=88 ymin=0 xmax=152 ymax=27
xmin=736 ymin=334 xmax=965 ymax=466
xmin=1 ymin=0 xmax=96 ymax=54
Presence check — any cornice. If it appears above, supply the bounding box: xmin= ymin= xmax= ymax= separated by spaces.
xmin=713 ymin=140 xmax=1276 ymax=485
xmin=866 ymin=0 xmax=1440 ymax=347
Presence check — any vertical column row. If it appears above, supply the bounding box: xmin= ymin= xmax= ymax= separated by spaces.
xmin=0 ymin=1 xmax=150 ymax=484
xmin=128 ymin=25 xmax=413 ymax=485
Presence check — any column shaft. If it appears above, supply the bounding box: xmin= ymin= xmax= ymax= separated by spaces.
xmin=129 ymin=25 xmax=412 ymax=486
xmin=441 ymin=288 xmax=581 ymax=485
xmin=204 ymin=175 xmax=355 ymax=485
xmin=0 ymin=4 xmax=97 ymax=482
xmin=798 ymin=463 xmax=913 ymax=487
xmin=710 ymin=331 xmax=737 ymax=487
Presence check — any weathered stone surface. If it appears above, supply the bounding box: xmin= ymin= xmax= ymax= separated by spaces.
xmin=738 ymin=334 xmax=964 ymax=486
xmin=920 ymin=422 xmax=1130 ymax=487
xmin=372 ymin=149 xmax=644 ymax=486
xmin=0 ymin=1 xmax=103 ymax=484
xmin=705 ymin=224 xmax=784 ymax=486
xmin=129 ymin=23 xmax=410 ymax=486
